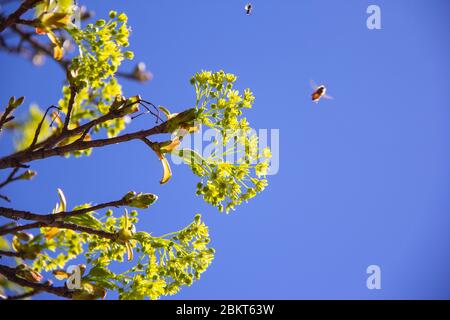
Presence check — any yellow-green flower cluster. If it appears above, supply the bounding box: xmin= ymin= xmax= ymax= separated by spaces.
xmin=33 ymin=229 xmax=87 ymax=272
xmin=192 ymin=70 xmax=254 ymax=134
xmin=57 ymin=11 xmax=134 ymax=156
xmin=180 ymin=70 xmax=272 ymax=213
xmin=119 ymin=214 xmax=214 ymax=299
xmin=25 ymin=192 xmax=213 ymax=300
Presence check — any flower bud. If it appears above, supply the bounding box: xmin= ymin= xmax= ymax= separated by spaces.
xmin=18 ymin=170 xmax=37 ymax=181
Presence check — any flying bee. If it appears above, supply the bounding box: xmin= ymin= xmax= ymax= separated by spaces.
xmin=245 ymin=3 xmax=252 ymax=15
xmin=310 ymin=80 xmax=333 ymax=103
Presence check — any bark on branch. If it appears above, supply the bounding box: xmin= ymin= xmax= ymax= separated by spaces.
xmin=0 ymin=0 xmax=43 ymax=33
xmin=0 ymin=220 xmax=117 ymax=238
xmin=0 ymin=249 xmax=24 ymax=258
xmin=0 ymin=197 xmax=129 ymax=223
xmin=0 ymin=108 xmax=196 ymax=169
xmin=0 ymin=264 xmax=73 ymax=299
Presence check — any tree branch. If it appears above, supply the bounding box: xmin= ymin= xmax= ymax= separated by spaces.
xmin=2 ymin=24 xmax=151 ymax=84
xmin=0 ymin=99 xmax=17 ymax=132
xmin=28 ymin=105 xmax=60 ymax=150
xmin=0 ymin=108 xmax=196 ymax=169
xmin=0 ymin=220 xmax=116 ymax=239
xmin=15 ymin=17 xmax=38 ymax=27
xmin=0 ymin=0 xmax=43 ymax=33
xmin=0 ymin=194 xmax=11 ymax=202
xmin=0 ymin=197 xmax=128 ymax=223
xmin=141 ymin=137 xmax=157 ymax=150
xmin=33 ymin=99 xmax=141 ymax=150
xmin=0 ymin=249 xmax=23 ymax=258
xmin=2 ymin=289 xmax=40 ymax=300
xmin=62 ymin=84 xmax=77 ymax=131
xmin=0 ymin=264 xmax=73 ymax=299
xmin=9 ymin=23 xmax=69 ymax=70
xmin=0 ymin=167 xmax=20 ymax=189
xmin=0 ymin=221 xmax=41 ymax=235
xmin=0 ymin=168 xmax=35 ymax=202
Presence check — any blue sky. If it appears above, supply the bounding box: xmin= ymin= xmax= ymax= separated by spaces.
xmin=1 ymin=0 xmax=450 ymax=299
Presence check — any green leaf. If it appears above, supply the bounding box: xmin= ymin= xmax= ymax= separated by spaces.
xmin=64 ymin=212 xmax=103 ymax=230
xmin=87 ymin=266 xmax=114 ymax=279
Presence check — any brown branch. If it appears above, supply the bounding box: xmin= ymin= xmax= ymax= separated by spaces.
xmin=9 ymin=24 xmax=70 ymax=71
xmin=0 ymin=222 xmax=42 ymax=235
xmin=3 ymin=25 xmax=145 ymax=83
xmin=15 ymin=18 xmax=38 ymax=27
xmin=0 ymin=100 xmax=146 ymax=166
xmin=3 ymin=289 xmax=40 ymax=300
xmin=0 ymin=194 xmax=11 ymax=202
xmin=0 ymin=167 xmax=20 ymax=188
xmin=141 ymin=137 xmax=157 ymax=150
xmin=0 ymin=264 xmax=73 ymax=299
xmin=0 ymin=168 xmax=20 ymax=202
xmin=62 ymin=84 xmax=77 ymax=131
xmin=48 ymin=221 xmax=116 ymax=239
xmin=0 ymin=249 xmax=23 ymax=258
xmin=0 ymin=168 xmax=35 ymax=202
xmin=0 ymin=197 xmax=128 ymax=223
xmin=33 ymin=100 xmax=141 ymax=150
xmin=0 ymin=33 xmax=147 ymax=83
xmin=11 ymin=24 xmax=55 ymax=59
xmin=0 ymin=100 xmax=17 ymax=132
xmin=0 ymin=221 xmax=17 ymax=231
xmin=0 ymin=220 xmax=116 ymax=239
xmin=0 ymin=0 xmax=43 ymax=33
xmin=28 ymin=105 xmax=60 ymax=150
xmin=0 ymin=108 xmax=196 ymax=169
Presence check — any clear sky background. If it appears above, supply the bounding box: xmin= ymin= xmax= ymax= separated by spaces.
xmin=1 ymin=0 xmax=450 ymax=299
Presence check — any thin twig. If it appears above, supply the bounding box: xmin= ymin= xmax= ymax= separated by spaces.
xmin=0 ymin=197 xmax=128 ymax=223
xmin=0 ymin=221 xmax=42 ymax=235
xmin=0 ymin=194 xmax=11 ymax=202
xmin=28 ymin=105 xmax=60 ymax=151
xmin=15 ymin=18 xmax=38 ymax=27
xmin=0 ymin=264 xmax=73 ymax=299
xmin=34 ymin=99 xmax=143 ymax=150
xmin=10 ymin=24 xmax=70 ymax=71
xmin=0 ymin=221 xmax=17 ymax=231
xmin=0 ymin=167 xmax=20 ymax=189
xmin=3 ymin=289 xmax=40 ymax=300
xmin=0 ymin=100 xmax=17 ymax=132
xmin=0 ymin=220 xmax=117 ymax=239
xmin=0 ymin=249 xmax=23 ymax=258
xmin=141 ymin=137 xmax=157 ymax=150
xmin=62 ymin=85 xmax=77 ymax=131
xmin=132 ymin=100 xmax=163 ymax=123
xmin=0 ymin=0 xmax=43 ymax=33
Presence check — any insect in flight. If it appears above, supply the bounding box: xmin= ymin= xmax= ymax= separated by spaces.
xmin=245 ymin=3 xmax=253 ymax=15
xmin=310 ymin=80 xmax=333 ymax=103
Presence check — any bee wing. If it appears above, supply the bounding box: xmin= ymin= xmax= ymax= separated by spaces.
xmin=309 ymin=80 xmax=318 ymax=90
xmin=323 ymin=94 xmax=334 ymax=100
